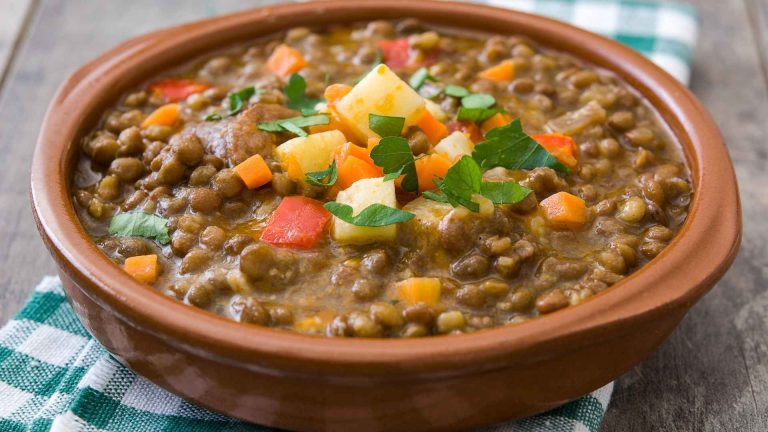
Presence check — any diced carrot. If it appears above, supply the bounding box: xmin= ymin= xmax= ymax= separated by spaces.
xmin=149 ymin=79 xmax=210 ymax=102
xmin=141 ymin=103 xmax=179 ymax=128
xmin=234 ymin=154 xmax=273 ymax=189
xmin=481 ymin=112 xmax=513 ymax=135
xmin=335 ymin=142 xmax=376 ymax=167
xmin=337 ymin=155 xmax=383 ymax=190
xmin=539 ymin=191 xmax=587 ymax=230
xmin=416 ymin=110 xmax=449 ymax=144
xmin=334 ymin=142 xmax=382 ymax=189
xmin=414 ymin=153 xmax=452 ymax=191
xmin=123 ymin=254 xmax=159 ymax=284
xmin=396 ymin=277 xmax=442 ymax=305
xmin=532 ymin=133 xmax=579 ymax=168
xmin=283 ymin=154 xmax=304 ymax=181
xmin=324 ymin=84 xmax=352 ymax=107
xmin=479 ymin=59 xmax=515 ymax=82
xmin=266 ymin=44 xmax=307 ymax=76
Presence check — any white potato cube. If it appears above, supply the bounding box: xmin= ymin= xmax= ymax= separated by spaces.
xmin=332 ymin=177 xmax=398 ymax=244
xmin=399 ymin=197 xmax=453 ymax=249
xmin=335 ymin=64 xmax=426 ymax=142
xmin=434 ymin=131 xmax=474 ymax=160
xmin=275 ymin=130 xmax=346 ymax=175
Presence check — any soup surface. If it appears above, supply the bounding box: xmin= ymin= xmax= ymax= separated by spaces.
xmin=72 ymin=19 xmax=691 ymax=337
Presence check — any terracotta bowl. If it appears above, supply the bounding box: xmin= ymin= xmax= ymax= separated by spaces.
xmin=30 ymin=1 xmax=741 ymax=430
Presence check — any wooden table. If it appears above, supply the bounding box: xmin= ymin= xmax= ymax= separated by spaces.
xmin=1 ymin=0 xmax=765 ymax=430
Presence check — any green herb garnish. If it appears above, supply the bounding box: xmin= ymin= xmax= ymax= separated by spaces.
xmin=444 ymin=84 xmax=470 ymax=98
xmin=204 ymin=113 xmax=223 ymax=122
xmin=409 ymin=67 xmax=437 ymax=90
xmin=305 ymin=161 xmax=338 ymax=187
xmin=228 ymin=86 xmax=257 ymax=116
xmin=369 ymin=114 xmax=405 ymax=138
xmin=457 ymin=107 xmax=505 ymax=123
xmin=285 ymin=73 xmax=323 ymax=115
xmin=479 ymin=181 xmax=532 ymax=204
xmin=354 ymin=49 xmax=383 ymax=84
xmin=257 ymin=114 xmax=330 ymax=134
xmin=370 ymin=136 xmax=419 ymax=192
xmin=323 ymin=202 xmax=414 ymax=227
xmin=472 ymin=119 xmax=568 ymax=173
xmin=424 ymin=156 xmax=532 ymax=212
xmin=461 ymin=93 xmax=496 ymax=109
xmin=108 ymin=212 xmax=170 ymax=245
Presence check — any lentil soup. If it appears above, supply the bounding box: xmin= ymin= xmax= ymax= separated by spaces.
xmin=72 ymin=19 xmax=691 ymax=338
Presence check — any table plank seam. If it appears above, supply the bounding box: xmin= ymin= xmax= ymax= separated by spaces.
xmin=0 ymin=0 xmax=38 ymax=94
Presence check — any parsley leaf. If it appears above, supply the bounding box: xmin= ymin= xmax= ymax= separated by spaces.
xmin=305 ymin=161 xmax=338 ymax=187
xmin=472 ymin=119 xmax=568 ymax=173
xmin=257 ymin=114 xmax=330 ymax=134
xmin=461 ymin=93 xmax=496 ymax=109
xmin=479 ymin=181 xmax=532 ymax=204
xmin=323 ymin=202 xmax=414 ymax=227
xmin=409 ymin=67 xmax=437 ymax=90
xmin=370 ymin=136 xmax=419 ymax=192
xmin=354 ymin=49 xmax=383 ymax=84
xmin=457 ymin=107 xmax=505 ymax=123
xmin=444 ymin=84 xmax=470 ymax=98
xmin=204 ymin=86 xmax=258 ymax=121
xmin=228 ymin=86 xmax=257 ymax=116
xmin=369 ymin=114 xmax=405 ymax=138
xmin=422 ymin=190 xmax=449 ymax=203
xmin=285 ymin=73 xmax=324 ymax=115
xmin=424 ymin=156 xmax=531 ymax=212
xmin=108 ymin=212 xmax=170 ymax=245
xmin=435 ymin=156 xmax=482 ymax=212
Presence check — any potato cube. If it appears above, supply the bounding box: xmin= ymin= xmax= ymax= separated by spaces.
xmin=332 ymin=177 xmax=397 ymax=244
xmin=335 ymin=64 xmax=426 ymax=142
xmin=434 ymin=131 xmax=474 ymax=160
xmin=275 ymin=130 xmax=346 ymax=175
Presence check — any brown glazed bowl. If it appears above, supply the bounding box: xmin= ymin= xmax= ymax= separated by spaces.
xmin=30 ymin=1 xmax=740 ymax=431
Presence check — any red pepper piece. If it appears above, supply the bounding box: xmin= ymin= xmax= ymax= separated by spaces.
xmin=149 ymin=79 xmax=211 ymax=102
xmin=260 ymin=196 xmax=331 ymax=249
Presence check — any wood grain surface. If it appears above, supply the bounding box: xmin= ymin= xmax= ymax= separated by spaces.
xmin=0 ymin=1 xmax=765 ymax=430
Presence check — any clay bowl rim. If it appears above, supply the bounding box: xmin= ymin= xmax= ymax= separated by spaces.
xmin=31 ymin=0 xmax=740 ymax=376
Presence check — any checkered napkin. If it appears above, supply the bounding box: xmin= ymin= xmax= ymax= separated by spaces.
xmin=1 ymin=1 xmax=698 ymax=431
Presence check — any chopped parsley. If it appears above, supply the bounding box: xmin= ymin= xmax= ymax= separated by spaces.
xmin=285 ymin=73 xmax=324 ymax=115
xmin=305 ymin=161 xmax=338 ymax=187
xmin=369 ymin=114 xmax=405 ymax=138
xmin=370 ymin=136 xmax=419 ymax=192
xmin=108 ymin=212 xmax=170 ymax=245
xmin=444 ymin=84 xmax=470 ymax=98
xmin=409 ymin=67 xmax=437 ymax=90
xmin=424 ymin=156 xmax=532 ymax=212
xmin=472 ymin=119 xmax=568 ymax=173
xmin=323 ymin=202 xmax=414 ymax=227
xmin=204 ymin=86 xmax=257 ymax=121
xmin=257 ymin=114 xmax=330 ymax=135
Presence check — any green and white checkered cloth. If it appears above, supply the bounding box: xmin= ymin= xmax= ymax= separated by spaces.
xmin=2 ymin=1 xmax=697 ymax=430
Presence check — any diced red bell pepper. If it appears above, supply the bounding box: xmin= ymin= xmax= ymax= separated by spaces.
xmin=532 ymin=133 xmax=579 ymax=168
xmin=260 ymin=196 xmax=331 ymax=249
xmin=377 ymin=38 xmax=412 ymax=69
xmin=446 ymin=121 xmax=484 ymax=144
xmin=149 ymin=79 xmax=211 ymax=102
